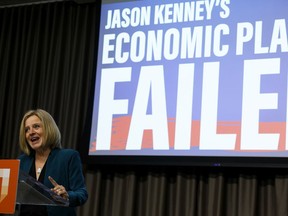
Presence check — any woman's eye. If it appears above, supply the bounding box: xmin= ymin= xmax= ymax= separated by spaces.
xmin=25 ymin=124 xmax=41 ymax=133
xmin=33 ymin=124 xmax=40 ymax=129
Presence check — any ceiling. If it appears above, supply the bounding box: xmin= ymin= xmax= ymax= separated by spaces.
xmin=0 ymin=0 xmax=95 ymax=7
xmin=0 ymin=0 xmax=63 ymax=7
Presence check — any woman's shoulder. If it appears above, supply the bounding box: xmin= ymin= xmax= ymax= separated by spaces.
xmin=52 ymin=148 xmax=80 ymax=158
xmin=18 ymin=153 xmax=26 ymax=159
xmin=18 ymin=153 xmax=32 ymax=161
xmin=50 ymin=148 xmax=82 ymax=167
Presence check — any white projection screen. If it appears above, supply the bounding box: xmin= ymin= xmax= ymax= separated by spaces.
xmin=86 ymin=0 xmax=288 ymax=167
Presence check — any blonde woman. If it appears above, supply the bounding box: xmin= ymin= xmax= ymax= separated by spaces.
xmin=18 ymin=109 xmax=88 ymax=216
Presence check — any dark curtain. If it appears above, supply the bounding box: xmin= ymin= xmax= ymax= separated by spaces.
xmin=0 ymin=1 xmax=97 ymax=157
xmin=1 ymin=2 xmax=288 ymax=216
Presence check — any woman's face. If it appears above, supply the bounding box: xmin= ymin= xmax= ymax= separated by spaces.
xmin=24 ymin=115 xmax=44 ymax=151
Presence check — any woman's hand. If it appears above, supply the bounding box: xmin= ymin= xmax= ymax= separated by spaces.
xmin=48 ymin=176 xmax=69 ymax=200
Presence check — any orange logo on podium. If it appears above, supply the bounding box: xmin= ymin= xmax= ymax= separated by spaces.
xmin=0 ymin=160 xmax=20 ymax=214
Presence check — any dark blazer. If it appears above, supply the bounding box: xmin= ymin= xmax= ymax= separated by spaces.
xmin=19 ymin=148 xmax=88 ymax=216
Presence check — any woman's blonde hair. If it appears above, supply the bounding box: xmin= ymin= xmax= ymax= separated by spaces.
xmin=19 ymin=109 xmax=62 ymax=155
